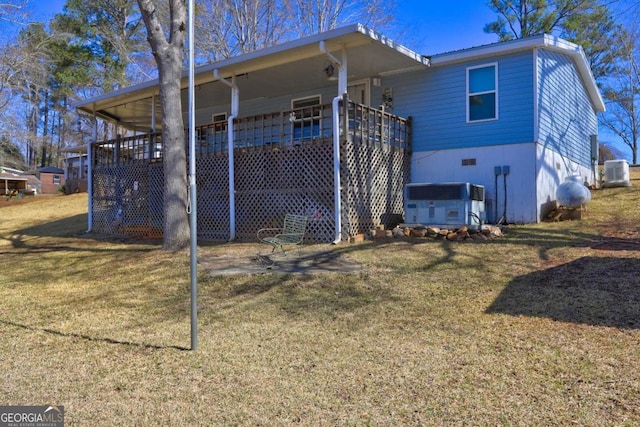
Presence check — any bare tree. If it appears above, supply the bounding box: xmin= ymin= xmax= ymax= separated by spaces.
xmin=0 ymin=23 xmax=60 ymax=168
xmin=598 ymin=141 xmax=624 ymax=163
xmin=293 ymin=0 xmax=393 ymax=36
xmin=195 ymin=0 xmax=290 ymax=62
xmin=137 ymin=0 xmax=190 ymax=250
xmin=195 ymin=0 xmax=395 ymax=63
xmin=601 ymin=22 xmax=640 ymax=164
xmin=0 ymin=0 xmax=28 ymax=25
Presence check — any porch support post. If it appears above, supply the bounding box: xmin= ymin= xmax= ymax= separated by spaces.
xmin=321 ymin=42 xmax=348 ymax=243
xmin=87 ymin=106 xmax=97 ymax=232
xmin=338 ymin=45 xmax=347 ymax=95
xmin=151 ymin=95 xmax=156 ymax=131
xmin=214 ymin=69 xmax=239 ymax=240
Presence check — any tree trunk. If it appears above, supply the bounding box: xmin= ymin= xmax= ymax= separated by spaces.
xmin=159 ymin=49 xmax=189 ymax=250
xmin=138 ymin=0 xmax=190 ymax=251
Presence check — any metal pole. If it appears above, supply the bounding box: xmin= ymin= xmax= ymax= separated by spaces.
xmin=188 ymin=0 xmax=198 ymax=351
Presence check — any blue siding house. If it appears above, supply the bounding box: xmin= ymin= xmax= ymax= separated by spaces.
xmin=75 ymin=25 xmax=604 ymax=241
xmin=398 ymin=35 xmax=604 ymax=223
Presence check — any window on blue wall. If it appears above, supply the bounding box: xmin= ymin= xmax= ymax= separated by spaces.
xmin=467 ymin=64 xmax=498 ymax=122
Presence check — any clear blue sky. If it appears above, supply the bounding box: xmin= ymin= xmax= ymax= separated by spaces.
xmin=393 ymin=1 xmax=498 ymax=54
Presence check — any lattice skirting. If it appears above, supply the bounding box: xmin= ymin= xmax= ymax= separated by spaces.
xmin=92 ymin=139 xmax=409 ymax=242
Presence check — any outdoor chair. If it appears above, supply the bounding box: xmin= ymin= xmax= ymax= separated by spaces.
xmin=256 ymin=214 xmax=308 ymax=267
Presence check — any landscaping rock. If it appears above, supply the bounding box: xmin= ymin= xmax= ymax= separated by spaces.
xmin=365 ymin=223 xmax=504 ymax=242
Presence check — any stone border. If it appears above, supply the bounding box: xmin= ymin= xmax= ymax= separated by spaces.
xmin=366 ymin=225 xmax=503 ymax=242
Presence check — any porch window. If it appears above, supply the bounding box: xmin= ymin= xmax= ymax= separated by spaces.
xmin=197 ymin=113 xmax=227 ymax=153
xmin=467 ymin=63 xmax=498 ymax=122
xmin=291 ymin=95 xmax=321 ymax=143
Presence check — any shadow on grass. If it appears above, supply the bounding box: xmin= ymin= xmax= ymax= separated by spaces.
xmin=241 ymin=272 xmax=398 ymax=317
xmin=486 ymin=256 xmax=640 ymax=329
xmin=11 ymin=213 xmax=88 ymax=238
xmin=0 ymin=319 xmax=190 ymax=351
xmin=1 ymin=213 xmax=160 ymax=253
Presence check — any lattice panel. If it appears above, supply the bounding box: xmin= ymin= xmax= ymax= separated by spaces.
xmin=196 ymin=153 xmax=230 ymax=240
xmin=92 ymin=138 xmax=409 ymax=242
xmin=341 ymin=142 xmax=409 ymax=239
xmin=92 ymin=162 xmax=164 ymax=238
xmin=147 ymin=163 xmax=164 ymax=238
xmin=233 ymin=142 xmax=335 ymax=243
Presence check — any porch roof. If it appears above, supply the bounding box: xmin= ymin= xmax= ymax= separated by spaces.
xmin=74 ymin=23 xmax=430 ymax=133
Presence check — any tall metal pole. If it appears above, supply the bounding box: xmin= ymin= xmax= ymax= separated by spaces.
xmin=188 ymin=0 xmax=198 ymax=351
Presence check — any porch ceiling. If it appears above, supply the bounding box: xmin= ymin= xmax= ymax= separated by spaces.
xmin=74 ymin=24 xmax=430 ymax=132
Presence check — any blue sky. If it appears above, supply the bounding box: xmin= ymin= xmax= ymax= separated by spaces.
xmin=393 ymin=1 xmax=498 ymax=54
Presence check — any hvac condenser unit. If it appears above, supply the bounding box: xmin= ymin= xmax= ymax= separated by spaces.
xmin=404 ymin=182 xmax=485 ymax=228
xmin=602 ymin=160 xmax=631 ymax=187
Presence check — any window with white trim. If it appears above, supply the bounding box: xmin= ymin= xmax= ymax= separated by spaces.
xmin=291 ymin=95 xmax=321 ymax=142
xmin=467 ymin=63 xmax=498 ymax=122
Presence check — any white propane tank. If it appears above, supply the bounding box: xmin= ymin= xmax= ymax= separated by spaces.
xmin=556 ymin=176 xmax=591 ymax=208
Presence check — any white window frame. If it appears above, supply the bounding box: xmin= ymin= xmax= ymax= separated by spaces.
xmin=291 ymin=95 xmax=321 ymax=110
xmin=208 ymin=112 xmax=228 ymax=151
xmin=466 ymin=63 xmax=498 ymax=123
xmin=291 ymin=95 xmax=322 ymax=142
xmin=212 ymin=112 xmax=227 ymax=124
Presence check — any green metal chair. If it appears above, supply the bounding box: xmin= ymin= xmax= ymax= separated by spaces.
xmin=257 ymin=214 xmax=308 ymax=267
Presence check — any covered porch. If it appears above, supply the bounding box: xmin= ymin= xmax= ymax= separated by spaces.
xmin=75 ymin=24 xmax=429 ymax=242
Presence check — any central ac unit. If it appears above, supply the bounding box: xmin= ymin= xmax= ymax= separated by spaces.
xmin=602 ymin=160 xmax=631 ymax=187
xmin=404 ymin=182 xmax=485 ymax=228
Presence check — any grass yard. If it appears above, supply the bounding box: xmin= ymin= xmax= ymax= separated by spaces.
xmin=1 ymin=173 xmax=639 ymax=425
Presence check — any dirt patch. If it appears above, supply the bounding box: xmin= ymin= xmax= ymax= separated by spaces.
xmin=199 ymin=246 xmax=364 ymax=276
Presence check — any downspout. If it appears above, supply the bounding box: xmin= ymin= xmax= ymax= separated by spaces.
xmin=214 ymin=69 xmax=239 ymax=240
xmin=87 ymin=108 xmax=97 ymax=232
xmin=151 ymin=95 xmax=156 ymax=160
xmin=320 ymin=41 xmax=347 ymax=243
xmin=87 ymin=140 xmax=92 ymax=232
xmin=151 ymin=95 xmax=156 ymax=131
xmin=330 ymin=95 xmax=342 ymax=244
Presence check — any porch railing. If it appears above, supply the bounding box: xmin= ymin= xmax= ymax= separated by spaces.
xmin=92 ymin=100 xmax=411 ymax=166
xmin=93 ymin=132 xmax=163 ymax=167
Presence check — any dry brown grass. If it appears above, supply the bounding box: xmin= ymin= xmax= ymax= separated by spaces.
xmin=1 ymin=173 xmax=640 ymax=425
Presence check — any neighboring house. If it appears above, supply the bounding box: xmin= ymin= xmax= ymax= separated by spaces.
xmin=1 ymin=166 xmax=40 ymax=195
xmin=74 ymin=24 xmax=603 ymax=242
xmin=61 ymin=147 xmax=88 ymax=193
xmin=38 ymin=166 xmax=65 ymax=194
